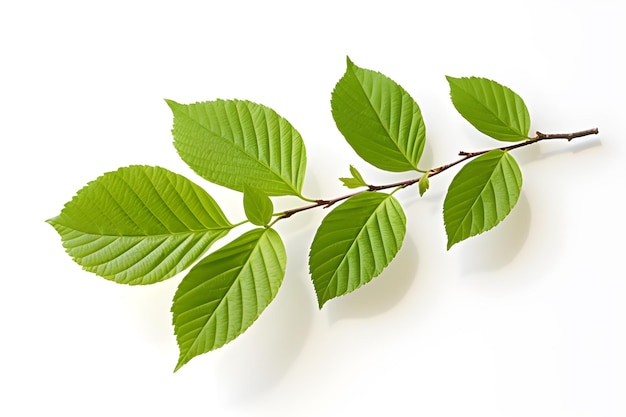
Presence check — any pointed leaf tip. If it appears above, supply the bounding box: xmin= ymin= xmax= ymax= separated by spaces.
xmin=309 ymin=192 xmax=406 ymax=307
xmin=164 ymin=98 xmax=180 ymax=111
xmin=332 ymin=61 xmax=426 ymax=172
xmin=48 ymin=165 xmax=233 ymax=285
xmin=447 ymin=76 xmax=531 ymax=142
xmin=172 ymin=228 xmax=286 ymax=370
xmin=444 ymin=150 xmax=523 ymax=249
xmin=170 ymin=99 xmax=307 ymax=197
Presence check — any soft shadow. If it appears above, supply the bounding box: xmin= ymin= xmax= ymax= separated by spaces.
xmin=418 ymin=142 xmax=435 ymax=171
xmin=458 ymin=192 xmax=531 ymax=276
xmin=515 ymin=136 xmax=602 ymax=166
xmin=215 ymin=233 xmax=315 ymax=404
xmin=120 ymin=278 xmax=179 ymax=348
xmin=325 ymin=236 xmax=418 ymax=322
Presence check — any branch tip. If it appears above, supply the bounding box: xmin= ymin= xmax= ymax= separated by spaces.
xmin=272 ymin=127 xmax=597 ymax=223
xmin=535 ymin=128 xmax=598 ymax=141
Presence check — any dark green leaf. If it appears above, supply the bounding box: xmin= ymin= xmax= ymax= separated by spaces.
xmin=47 ymin=166 xmax=233 ymax=285
xmin=167 ymin=99 xmax=307 ymax=197
xmin=447 ymin=76 xmax=531 ymax=142
xmin=444 ymin=150 xmax=523 ymax=249
xmin=309 ymin=192 xmax=406 ymax=308
xmin=243 ymin=185 xmax=273 ymax=226
xmin=331 ymin=57 xmax=426 ymax=172
xmin=172 ymin=227 xmax=286 ymax=371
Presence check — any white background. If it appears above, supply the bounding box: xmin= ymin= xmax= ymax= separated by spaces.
xmin=2 ymin=1 xmax=624 ymax=416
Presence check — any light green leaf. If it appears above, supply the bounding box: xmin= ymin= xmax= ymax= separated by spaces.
xmin=309 ymin=192 xmax=406 ymax=308
xmin=339 ymin=165 xmax=368 ymax=189
xmin=444 ymin=150 xmax=523 ymax=249
xmin=446 ymin=76 xmax=531 ymax=142
xmin=172 ymin=228 xmax=286 ymax=371
xmin=167 ymin=99 xmax=307 ymax=197
xmin=243 ymin=185 xmax=273 ymax=226
xmin=418 ymin=172 xmax=430 ymax=196
xmin=47 ymin=166 xmax=233 ymax=285
xmin=331 ymin=57 xmax=426 ymax=172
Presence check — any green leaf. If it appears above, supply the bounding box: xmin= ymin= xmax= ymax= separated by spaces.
xmin=167 ymin=99 xmax=307 ymax=197
xmin=443 ymin=150 xmax=523 ymax=249
xmin=172 ymin=228 xmax=286 ymax=371
xmin=309 ymin=192 xmax=406 ymax=308
xmin=446 ymin=76 xmax=531 ymax=142
xmin=243 ymin=185 xmax=273 ymax=226
xmin=47 ymin=166 xmax=233 ymax=285
xmin=331 ymin=57 xmax=426 ymax=172
xmin=339 ymin=165 xmax=368 ymax=189
xmin=418 ymin=172 xmax=430 ymax=196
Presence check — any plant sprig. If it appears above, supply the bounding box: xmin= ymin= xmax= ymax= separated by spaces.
xmin=47 ymin=57 xmax=598 ymax=371
xmin=278 ymin=128 xmax=598 ymax=220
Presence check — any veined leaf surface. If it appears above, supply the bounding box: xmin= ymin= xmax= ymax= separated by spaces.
xmin=447 ymin=76 xmax=530 ymax=142
xmin=309 ymin=192 xmax=406 ymax=308
xmin=243 ymin=185 xmax=273 ymax=227
xmin=339 ymin=165 xmax=368 ymax=189
xmin=418 ymin=172 xmax=430 ymax=196
xmin=332 ymin=57 xmax=426 ymax=172
xmin=47 ymin=165 xmax=233 ymax=285
xmin=167 ymin=99 xmax=307 ymax=197
xmin=172 ymin=228 xmax=286 ymax=371
xmin=444 ymin=150 xmax=523 ymax=249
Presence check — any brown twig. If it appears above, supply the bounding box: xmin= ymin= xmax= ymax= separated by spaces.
xmin=277 ymin=128 xmax=598 ymax=221
xmin=534 ymin=128 xmax=598 ymax=141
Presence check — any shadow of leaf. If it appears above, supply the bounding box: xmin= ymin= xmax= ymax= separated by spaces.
xmin=459 ymin=192 xmax=531 ymax=276
xmin=325 ymin=236 xmax=418 ymax=322
xmin=214 ymin=233 xmax=315 ymax=404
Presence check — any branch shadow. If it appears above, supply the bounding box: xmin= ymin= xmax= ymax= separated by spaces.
xmin=515 ymin=136 xmax=602 ymax=166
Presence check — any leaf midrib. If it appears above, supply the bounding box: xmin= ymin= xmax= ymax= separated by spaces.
xmin=460 ymin=79 xmax=527 ymax=138
xmin=178 ymin=230 xmax=270 ymax=367
xmin=320 ymin=195 xmax=390 ymax=302
xmin=349 ymin=65 xmax=419 ymax=168
xmin=449 ymin=152 xmax=512 ymax=243
xmin=175 ymin=102 xmax=302 ymax=197
xmin=51 ymin=219 xmax=232 ymax=239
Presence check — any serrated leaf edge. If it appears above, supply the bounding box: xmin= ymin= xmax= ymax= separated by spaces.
xmin=444 ymin=151 xmax=523 ymax=249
